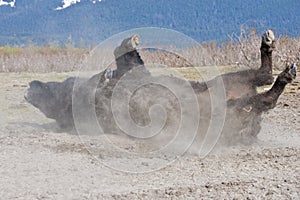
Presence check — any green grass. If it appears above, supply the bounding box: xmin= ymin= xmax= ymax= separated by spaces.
xmin=0 ymin=46 xmax=21 ymax=55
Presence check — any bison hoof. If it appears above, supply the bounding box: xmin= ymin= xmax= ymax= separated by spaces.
xmin=290 ymin=63 xmax=297 ymax=78
xmin=131 ymin=34 xmax=140 ymax=49
xmin=262 ymin=30 xmax=275 ymax=46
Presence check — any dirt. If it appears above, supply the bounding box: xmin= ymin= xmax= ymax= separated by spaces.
xmin=0 ymin=71 xmax=299 ymax=199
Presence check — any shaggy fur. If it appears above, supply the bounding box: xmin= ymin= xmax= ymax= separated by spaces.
xmin=25 ymin=32 xmax=296 ymax=146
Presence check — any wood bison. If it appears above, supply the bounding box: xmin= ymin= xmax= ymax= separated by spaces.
xmin=25 ymin=31 xmax=297 ymax=147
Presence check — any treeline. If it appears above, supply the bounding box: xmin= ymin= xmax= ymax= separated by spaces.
xmin=0 ymin=30 xmax=299 ymax=73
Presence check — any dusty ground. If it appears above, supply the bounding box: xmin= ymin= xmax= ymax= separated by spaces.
xmin=0 ymin=71 xmax=299 ymax=199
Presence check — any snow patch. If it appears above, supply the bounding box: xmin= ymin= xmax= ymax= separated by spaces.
xmin=0 ymin=0 xmax=15 ymax=7
xmin=56 ymin=0 xmax=102 ymax=10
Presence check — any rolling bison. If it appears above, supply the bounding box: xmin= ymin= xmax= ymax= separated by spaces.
xmin=25 ymin=31 xmax=297 ymax=147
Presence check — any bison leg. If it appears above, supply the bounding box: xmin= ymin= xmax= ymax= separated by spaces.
xmin=228 ymin=64 xmax=297 ymax=113
xmin=252 ymin=30 xmax=276 ymax=86
xmin=191 ymin=30 xmax=276 ymax=98
xmin=225 ymin=64 xmax=297 ymax=142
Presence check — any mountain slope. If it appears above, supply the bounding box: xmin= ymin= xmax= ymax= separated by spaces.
xmin=0 ymin=0 xmax=299 ymax=46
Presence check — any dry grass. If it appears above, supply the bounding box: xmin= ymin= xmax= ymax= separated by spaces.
xmin=142 ymin=29 xmax=300 ymax=71
xmin=0 ymin=30 xmax=299 ymax=73
xmin=0 ymin=45 xmax=89 ymax=73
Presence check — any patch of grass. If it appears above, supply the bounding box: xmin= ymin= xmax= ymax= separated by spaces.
xmin=0 ymin=46 xmax=21 ymax=56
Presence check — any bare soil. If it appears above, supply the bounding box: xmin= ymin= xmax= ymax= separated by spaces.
xmin=0 ymin=71 xmax=299 ymax=199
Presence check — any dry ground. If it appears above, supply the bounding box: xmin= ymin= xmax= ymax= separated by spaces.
xmin=0 ymin=69 xmax=299 ymax=199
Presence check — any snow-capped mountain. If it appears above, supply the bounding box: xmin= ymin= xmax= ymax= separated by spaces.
xmin=0 ymin=0 xmax=102 ymax=10
xmin=0 ymin=0 xmax=299 ymax=46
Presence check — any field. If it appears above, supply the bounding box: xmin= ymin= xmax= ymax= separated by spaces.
xmin=1 ymin=33 xmax=299 ymax=73
xmin=0 ymin=33 xmax=299 ymax=199
xmin=0 ymin=67 xmax=299 ymax=199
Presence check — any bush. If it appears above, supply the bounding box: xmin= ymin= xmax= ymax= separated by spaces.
xmin=0 ymin=29 xmax=299 ymax=73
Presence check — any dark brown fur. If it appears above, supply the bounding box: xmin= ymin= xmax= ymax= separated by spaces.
xmin=25 ymin=32 xmax=296 ymax=146
xmin=191 ymin=30 xmax=275 ymax=99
